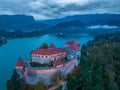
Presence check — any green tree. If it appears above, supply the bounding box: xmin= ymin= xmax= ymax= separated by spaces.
xmin=7 ymin=70 xmax=23 ymax=90
xmin=41 ymin=43 xmax=48 ymax=49
xmin=67 ymin=66 xmax=82 ymax=90
xmin=51 ymin=71 xmax=64 ymax=84
xmin=35 ymin=81 xmax=45 ymax=90
xmin=66 ymin=33 xmax=120 ymax=90
xmin=106 ymin=81 xmax=119 ymax=90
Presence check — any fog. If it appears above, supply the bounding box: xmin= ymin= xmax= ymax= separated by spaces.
xmin=87 ymin=25 xmax=119 ymax=29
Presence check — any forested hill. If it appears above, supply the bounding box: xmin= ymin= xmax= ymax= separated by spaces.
xmin=67 ymin=32 xmax=120 ymax=90
xmin=87 ymin=32 xmax=120 ymax=46
xmin=81 ymin=33 xmax=120 ymax=90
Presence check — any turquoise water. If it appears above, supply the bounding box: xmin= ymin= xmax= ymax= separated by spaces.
xmin=0 ymin=34 xmax=93 ymax=90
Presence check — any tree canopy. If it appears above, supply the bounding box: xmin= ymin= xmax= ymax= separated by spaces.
xmin=40 ymin=43 xmax=48 ymax=49
xmin=67 ymin=32 xmax=120 ymax=90
xmin=7 ymin=70 xmax=23 ymax=90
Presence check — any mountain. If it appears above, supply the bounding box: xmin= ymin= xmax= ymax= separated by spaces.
xmin=54 ymin=20 xmax=85 ymax=28
xmin=1 ymin=14 xmax=120 ymax=32
xmin=18 ymin=22 xmax=51 ymax=31
xmin=0 ymin=15 xmax=35 ymax=25
xmin=106 ymin=20 xmax=120 ymax=26
xmin=48 ymin=20 xmax=85 ymax=33
xmin=0 ymin=15 xmax=51 ymax=31
xmin=40 ymin=14 xmax=120 ymax=26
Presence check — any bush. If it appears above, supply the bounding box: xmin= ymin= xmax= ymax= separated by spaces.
xmin=29 ymin=62 xmax=49 ymax=67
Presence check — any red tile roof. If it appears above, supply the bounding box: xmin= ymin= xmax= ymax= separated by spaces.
xmin=49 ymin=43 xmax=56 ymax=49
xmin=66 ymin=41 xmax=80 ymax=51
xmin=16 ymin=57 xmax=24 ymax=66
xmin=66 ymin=41 xmax=75 ymax=45
xmin=54 ymin=60 xmax=63 ymax=66
xmin=67 ymin=45 xmax=80 ymax=51
xmin=32 ymin=48 xmax=65 ymax=55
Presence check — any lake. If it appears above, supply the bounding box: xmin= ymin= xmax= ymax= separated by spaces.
xmin=0 ymin=34 xmax=93 ymax=90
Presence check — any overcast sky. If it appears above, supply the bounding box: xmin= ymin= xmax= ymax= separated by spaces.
xmin=0 ymin=0 xmax=120 ymax=20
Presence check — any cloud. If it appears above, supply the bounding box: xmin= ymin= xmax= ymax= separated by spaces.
xmin=0 ymin=0 xmax=120 ymax=20
xmin=87 ymin=25 xmax=119 ymax=29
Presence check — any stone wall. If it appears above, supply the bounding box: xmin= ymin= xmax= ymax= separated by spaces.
xmin=24 ymin=59 xmax=78 ymax=85
xmin=25 ymin=67 xmax=57 ymax=85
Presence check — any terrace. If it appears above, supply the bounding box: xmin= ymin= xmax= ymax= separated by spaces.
xmin=25 ymin=57 xmax=71 ymax=69
xmin=29 ymin=61 xmax=53 ymax=67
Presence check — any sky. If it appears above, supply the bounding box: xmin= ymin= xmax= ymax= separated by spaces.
xmin=0 ymin=0 xmax=120 ymax=20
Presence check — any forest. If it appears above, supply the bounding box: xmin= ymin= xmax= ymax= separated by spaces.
xmin=67 ymin=32 xmax=120 ymax=90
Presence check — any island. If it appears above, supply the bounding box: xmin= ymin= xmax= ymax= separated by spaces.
xmin=0 ymin=36 xmax=7 ymax=46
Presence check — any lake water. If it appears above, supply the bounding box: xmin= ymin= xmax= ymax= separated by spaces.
xmin=0 ymin=34 xmax=93 ymax=90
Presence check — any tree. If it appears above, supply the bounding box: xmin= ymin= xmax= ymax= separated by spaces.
xmin=66 ymin=33 xmax=120 ymax=90
xmin=40 ymin=43 xmax=48 ymax=49
xmin=51 ymin=71 xmax=64 ymax=84
xmin=7 ymin=80 xmax=14 ymax=90
xmin=66 ymin=66 xmax=82 ymax=90
xmin=7 ymin=70 xmax=23 ymax=90
xmin=35 ymin=81 xmax=45 ymax=90
xmin=107 ymin=81 xmax=119 ymax=90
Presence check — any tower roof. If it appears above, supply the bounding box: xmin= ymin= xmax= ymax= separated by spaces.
xmin=66 ymin=41 xmax=80 ymax=51
xmin=66 ymin=41 xmax=75 ymax=45
xmin=67 ymin=45 xmax=80 ymax=51
xmin=49 ymin=43 xmax=56 ymax=49
xmin=16 ymin=57 xmax=24 ymax=66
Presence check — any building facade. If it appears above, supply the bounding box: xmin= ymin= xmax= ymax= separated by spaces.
xmin=31 ymin=44 xmax=66 ymax=64
xmin=65 ymin=41 xmax=81 ymax=65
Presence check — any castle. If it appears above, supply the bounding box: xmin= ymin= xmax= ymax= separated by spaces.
xmin=16 ymin=41 xmax=81 ymax=85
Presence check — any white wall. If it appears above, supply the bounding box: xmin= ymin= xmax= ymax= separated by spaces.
xmin=31 ymin=54 xmax=66 ymax=64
